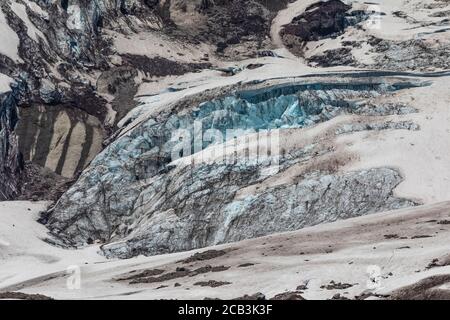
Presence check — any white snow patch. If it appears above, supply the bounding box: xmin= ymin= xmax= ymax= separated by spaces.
xmin=0 ymin=73 xmax=13 ymax=94
xmin=0 ymin=5 xmax=21 ymax=62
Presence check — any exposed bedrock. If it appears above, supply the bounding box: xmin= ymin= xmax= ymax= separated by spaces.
xmin=280 ymin=0 xmax=369 ymax=56
xmin=46 ymin=78 xmax=423 ymax=257
xmin=16 ymin=105 xmax=105 ymax=178
xmin=0 ymin=88 xmax=23 ymax=200
xmin=364 ymin=36 xmax=450 ymax=71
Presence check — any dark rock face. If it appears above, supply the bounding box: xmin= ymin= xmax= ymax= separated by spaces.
xmin=280 ymin=0 xmax=367 ymax=56
xmin=0 ymin=291 xmax=53 ymax=300
xmin=0 ymin=0 xmax=119 ymax=195
xmin=282 ymin=0 xmax=351 ymax=42
xmin=308 ymin=47 xmax=356 ymax=67
xmin=0 ymin=89 xmax=23 ymax=200
xmin=197 ymin=0 xmax=272 ymax=48
xmin=96 ymin=66 xmax=140 ymax=125
xmin=46 ymin=78 xmax=422 ymax=258
xmin=388 ymin=275 xmax=450 ymax=300
xmin=270 ymin=292 xmax=305 ymax=300
xmin=365 ymin=36 xmax=450 ymax=71
xmin=309 ymin=34 xmax=450 ymax=70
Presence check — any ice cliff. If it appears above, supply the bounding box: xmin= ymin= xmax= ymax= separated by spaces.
xmin=46 ymin=77 xmax=423 ymax=257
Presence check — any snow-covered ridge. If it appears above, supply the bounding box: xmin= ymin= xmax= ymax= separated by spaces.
xmin=3 ymin=201 xmax=450 ymax=300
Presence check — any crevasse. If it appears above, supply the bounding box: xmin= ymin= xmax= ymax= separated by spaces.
xmin=48 ymin=80 xmax=423 ymax=252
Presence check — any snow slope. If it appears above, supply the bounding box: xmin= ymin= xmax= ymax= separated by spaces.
xmin=2 ymin=201 xmax=450 ymax=300
xmin=0 ymin=5 xmax=21 ymax=62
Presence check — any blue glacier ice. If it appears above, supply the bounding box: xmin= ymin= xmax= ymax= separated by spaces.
xmin=48 ymin=79 xmax=422 ymax=250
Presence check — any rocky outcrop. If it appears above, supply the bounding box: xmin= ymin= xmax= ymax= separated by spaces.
xmin=365 ymin=36 xmax=450 ymax=71
xmin=0 ymin=1 xmax=113 ymax=198
xmin=280 ymin=0 xmax=368 ymax=56
xmin=0 ymin=0 xmax=182 ymax=196
xmin=309 ymin=35 xmax=450 ymax=70
xmin=281 ymin=0 xmax=351 ymax=41
xmin=288 ymin=1 xmax=450 ymax=71
xmin=0 ymin=0 xmax=297 ymax=200
xmin=0 ymin=87 xmax=23 ymax=200
xmin=308 ymin=47 xmax=356 ymax=67
xmin=170 ymin=0 xmax=293 ymax=56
